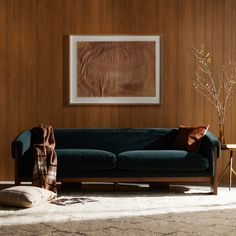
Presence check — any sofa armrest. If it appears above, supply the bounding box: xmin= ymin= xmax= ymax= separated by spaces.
xmin=11 ymin=130 xmax=32 ymax=159
xmin=198 ymin=131 xmax=220 ymax=177
xmin=203 ymin=131 xmax=221 ymax=158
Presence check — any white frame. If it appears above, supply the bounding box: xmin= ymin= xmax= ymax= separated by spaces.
xmin=69 ymin=35 xmax=161 ymax=104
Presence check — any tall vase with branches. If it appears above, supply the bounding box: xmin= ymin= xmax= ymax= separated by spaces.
xmin=193 ymin=45 xmax=236 ymax=146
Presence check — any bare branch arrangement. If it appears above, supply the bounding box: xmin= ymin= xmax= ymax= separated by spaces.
xmin=193 ymin=45 xmax=236 ymax=126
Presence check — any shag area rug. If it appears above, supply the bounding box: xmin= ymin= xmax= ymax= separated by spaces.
xmin=1 ymin=185 xmax=236 ymax=235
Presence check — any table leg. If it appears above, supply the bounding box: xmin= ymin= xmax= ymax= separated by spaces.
xmin=218 ymin=161 xmax=230 ymax=183
xmin=229 ymin=150 xmax=233 ymax=190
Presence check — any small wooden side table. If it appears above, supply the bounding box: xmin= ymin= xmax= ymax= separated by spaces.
xmin=218 ymin=144 xmax=236 ymax=190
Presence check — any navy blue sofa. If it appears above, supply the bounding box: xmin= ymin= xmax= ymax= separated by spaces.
xmin=11 ymin=128 xmax=220 ymax=194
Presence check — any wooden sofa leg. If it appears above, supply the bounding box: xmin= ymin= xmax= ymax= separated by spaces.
xmin=149 ymin=182 xmax=170 ymax=190
xmin=61 ymin=182 xmax=82 ymax=190
xmin=15 ymin=156 xmax=21 ymax=186
xmin=211 ymin=149 xmax=218 ymax=195
xmin=211 ymin=176 xmax=218 ymax=195
xmin=15 ymin=176 xmax=21 ymax=186
xmin=114 ymin=182 xmax=118 ymax=191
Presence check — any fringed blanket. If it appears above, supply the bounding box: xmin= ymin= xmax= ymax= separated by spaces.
xmin=32 ymin=124 xmax=57 ymax=193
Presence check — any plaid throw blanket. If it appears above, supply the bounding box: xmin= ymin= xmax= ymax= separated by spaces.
xmin=32 ymin=124 xmax=57 ymax=193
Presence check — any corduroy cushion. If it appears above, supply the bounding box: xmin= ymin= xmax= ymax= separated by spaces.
xmin=0 ymin=186 xmax=56 ymax=208
xmin=172 ymin=124 xmax=209 ymax=152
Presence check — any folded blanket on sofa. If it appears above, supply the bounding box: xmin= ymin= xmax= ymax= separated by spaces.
xmin=32 ymin=124 xmax=57 ymax=193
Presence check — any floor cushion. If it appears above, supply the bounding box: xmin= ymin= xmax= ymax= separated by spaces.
xmin=0 ymin=186 xmax=56 ymax=208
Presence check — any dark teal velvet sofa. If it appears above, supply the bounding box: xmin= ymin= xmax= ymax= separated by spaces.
xmin=11 ymin=128 xmax=220 ymax=194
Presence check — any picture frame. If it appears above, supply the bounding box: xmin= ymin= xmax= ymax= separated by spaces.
xmin=69 ymin=35 xmax=161 ymax=104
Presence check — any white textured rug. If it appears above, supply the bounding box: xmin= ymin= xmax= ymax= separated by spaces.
xmin=1 ymin=185 xmax=236 ymax=227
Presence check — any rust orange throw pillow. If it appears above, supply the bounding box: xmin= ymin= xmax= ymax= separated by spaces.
xmin=173 ymin=124 xmax=209 ymax=152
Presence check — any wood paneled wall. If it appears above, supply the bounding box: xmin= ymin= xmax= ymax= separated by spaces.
xmin=0 ymin=0 xmax=236 ymax=182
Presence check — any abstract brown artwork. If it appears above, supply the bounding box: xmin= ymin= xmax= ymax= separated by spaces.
xmin=69 ymin=35 xmax=160 ymax=104
xmin=76 ymin=41 xmax=156 ymax=97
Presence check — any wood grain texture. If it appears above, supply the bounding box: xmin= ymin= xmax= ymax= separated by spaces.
xmin=194 ymin=0 xmax=205 ymax=125
xmin=0 ymin=0 xmax=8 ymax=181
xmin=221 ymin=0 xmax=232 ymax=181
xmin=0 ymin=0 xmax=236 ymax=183
xmin=212 ymin=0 xmax=225 ymax=179
xmin=162 ymin=0 xmax=178 ymax=127
xmin=177 ymin=0 xmax=195 ymax=125
xmin=232 ymin=0 xmax=236 ymax=182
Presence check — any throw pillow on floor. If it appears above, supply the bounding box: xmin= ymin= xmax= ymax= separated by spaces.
xmin=0 ymin=186 xmax=56 ymax=208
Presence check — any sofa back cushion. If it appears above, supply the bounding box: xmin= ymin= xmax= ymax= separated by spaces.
xmin=53 ymin=128 xmax=178 ymax=155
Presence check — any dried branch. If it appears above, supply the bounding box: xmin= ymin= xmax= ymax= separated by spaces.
xmin=193 ymin=45 xmax=236 ymax=124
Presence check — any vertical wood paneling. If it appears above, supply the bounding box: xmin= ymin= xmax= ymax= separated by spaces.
xmin=19 ymin=0 xmax=39 ymax=128
xmin=223 ymin=0 xmax=233 ymax=180
xmin=163 ymin=0 xmax=178 ymax=127
xmin=212 ymin=0 xmax=225 ymax=179
xmin=224 ymin=0 xmax=232 ymax=142
xmin=177 ymin=0 xmax=196 ymax=125
xmin=0 ymin=0 xmax=8 ymax=180
xmin=204 ymin=0 xmax=213 ymax=127
xmin=37 ymin=0 xmax=64 ymax=126
xmin=212 ymin=0 xmax=224 ymax=133
xmin=0 ymin=0 xmax=236 ymax=182
xmin=231 ymin=0 xmax=236 ymax=180
xmin=194 ymin=0 xmax=205 ymax=124
xmin=6 ymin=0 xmax=22 ymax=179
xmin=63 ymin=0 xmax=83 ymax=127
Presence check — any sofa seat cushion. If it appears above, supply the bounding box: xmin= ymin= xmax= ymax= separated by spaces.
xmin=117 ymin=150 xmax=209 ymax=171
xmin=56 ymin=149 xmax=116 ymax=171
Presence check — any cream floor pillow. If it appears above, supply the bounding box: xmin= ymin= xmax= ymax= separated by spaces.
xmin=0 ymin=186 xmax=56 ymax=208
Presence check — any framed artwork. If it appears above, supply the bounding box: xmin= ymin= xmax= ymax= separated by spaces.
xmin=69 ymin=35 xmax=161 ymax=104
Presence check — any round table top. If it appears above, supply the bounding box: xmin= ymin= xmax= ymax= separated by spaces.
xmin=221 ymin=144 xmax=236 ymax=150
